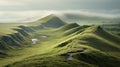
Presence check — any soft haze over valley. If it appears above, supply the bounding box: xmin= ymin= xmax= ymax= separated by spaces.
xmin=0 ymin=0 xmax=120 ymax=67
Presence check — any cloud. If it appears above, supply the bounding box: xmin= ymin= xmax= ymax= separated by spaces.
xmin=53 ymin=10 xmax=120 ymax=20
xmin=0 ymin=0 xmax=25 ymax=6
xmin=0 ymin=10 xmax=55 ymax=22
xmin=0 ymin=10 xmax=120 ymax=23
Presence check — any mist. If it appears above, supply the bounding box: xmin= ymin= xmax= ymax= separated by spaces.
xmin=0 ymin=10 xmax=120 ymax=23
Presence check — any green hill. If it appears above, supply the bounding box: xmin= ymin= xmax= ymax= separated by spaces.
xmin=0 ymin=14 xmax=120 ymax=67
xmin=29 ymin=14 xmax=66 ymax=27
xmin=58 ymin=23 xmax=80 ymax=31
xmin=4 ymin=25 xmax=120 ymax=67
xmin=0 ymin=14 xmax=66 ymax=51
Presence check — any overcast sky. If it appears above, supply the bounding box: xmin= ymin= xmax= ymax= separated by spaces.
xmin=0 ymin=0 xmax=120 ymax=22
xmin=0 ymin=0 xmax=120 ymax=10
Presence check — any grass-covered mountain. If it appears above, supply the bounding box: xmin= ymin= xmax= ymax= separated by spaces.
xmin=0 ymin=14 xmax=66 ymax=50
xmin=0 ymin=14 xmax=120 ymax=67
xmin=58 ymin=13 xmax=120 ymax=36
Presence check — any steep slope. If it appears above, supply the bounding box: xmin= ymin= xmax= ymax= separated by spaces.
xmin=58 ymin=23 xmax=80 ymax=31
xmin=40 ymin=14 xmax=66 ymax=28
xmin=56 ymin=23 xmax=90 ymax=36
xmin=29 ymin=14 xmax=66 ymax=28
xmin=0 ymin=14 xmax=120 ymax=67
xmin=5 ymin=25 xmax=120 ymax=67
xmin=77 ymin=26 xmax=120 ymax=52
xmin=101 ymin=23 xmax=120 ymax=36
xmin=0 ymin=14 xmax=66 ymax=51
xmin=55 ymin=25 xmax=120 ymax=52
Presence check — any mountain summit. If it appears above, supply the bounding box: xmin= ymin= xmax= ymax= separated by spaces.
xmin=36 ymin=14 xmax=66 ymax=28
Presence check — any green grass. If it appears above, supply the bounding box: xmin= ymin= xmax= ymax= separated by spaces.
xmin=0 ymin=24 xmax=119 ymax=67
xmin=0 ymin=15 xmax=120 ymax=67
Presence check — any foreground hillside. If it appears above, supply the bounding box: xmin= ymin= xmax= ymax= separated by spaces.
xmin=0 ymin=14 xmax=120 ymax=67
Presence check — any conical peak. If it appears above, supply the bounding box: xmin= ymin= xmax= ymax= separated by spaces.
xmin=39 ymin=14 xmax=59 ymax=21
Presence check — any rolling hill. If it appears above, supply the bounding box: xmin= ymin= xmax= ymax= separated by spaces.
xmin=0 ymin=14 xmax=120 ymax=67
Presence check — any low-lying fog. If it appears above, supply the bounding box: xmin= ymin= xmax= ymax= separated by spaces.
xmin=0 ymin=10 xmax=120 ymax=23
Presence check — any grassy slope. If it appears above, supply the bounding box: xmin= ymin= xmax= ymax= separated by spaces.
xmin=0 ymin=14 xmax=67 ymax=66
xmin=0 ymin=14 xmax=66 ymax=50
xmin=0 ymin=23 xmax=25 ymax=36
xmin=101 ymin=23 xmax=120 ymax=36
xmin=0 ymin=15 xmax=120 ymax=67
xmin=0 ymin=14 xmax=65 ymax=36
xmin=2 ymin=24 xmax=120 ymax=67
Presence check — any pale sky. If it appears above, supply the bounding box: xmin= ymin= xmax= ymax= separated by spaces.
xmin=0 ymin=0 xmax=120 ymax=22
xmin=0 ymin=0 xmax=120 ymax=10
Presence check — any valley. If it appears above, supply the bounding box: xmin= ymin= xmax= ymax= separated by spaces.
xmin=0 ymin=14 xmax=120 ymax=67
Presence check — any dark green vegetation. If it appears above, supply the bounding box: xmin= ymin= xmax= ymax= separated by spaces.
xmin=0 ymin=14 xmax=120 ymax=67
